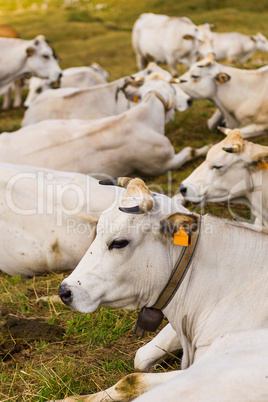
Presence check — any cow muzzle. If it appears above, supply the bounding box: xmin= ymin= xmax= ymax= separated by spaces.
xmin=58 ymin=282 xmax=72 ymax=306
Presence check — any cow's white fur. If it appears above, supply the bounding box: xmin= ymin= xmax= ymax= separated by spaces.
xmin=134 ymin=328 xmax=268 ymax=402
xmin=21 ymin=63 xmax=171 ymax=126
xmin=179 ymin=130 xmax=268 ymax=227
xmin=132 ymin=13 xmax=214 ymax=76
xmin=55 ymin=179 xmax=268 ymax=401
xmin=0 ymin=35 xmax=62 ymax=93
xmin=1 ymin=75 xmax=207 ymax=177
xmin=213 ymin=31 xmax=268 ymax=63
xmin=23 ymin=64 xmax=109 ymax=108
xmin=0 ymin=163 xmax=122 ymax=277
xmin=179 ymin=54 xmax=268 ymax=138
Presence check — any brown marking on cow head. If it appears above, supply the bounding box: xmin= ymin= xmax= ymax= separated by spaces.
xmin=160 ymin=213 xmax=199 ymax=237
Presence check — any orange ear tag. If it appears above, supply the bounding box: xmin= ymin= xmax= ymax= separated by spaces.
xmin=257 ymin=161 xmax=268 ymax=170
xmin=132 ymin=95 xmax=139 ymax=103
xmin=174 ymin=227 xmax=192 ymax=246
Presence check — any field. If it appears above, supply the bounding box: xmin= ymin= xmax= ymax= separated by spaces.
xmin=0 ymin=0 xmax=268 ymax=400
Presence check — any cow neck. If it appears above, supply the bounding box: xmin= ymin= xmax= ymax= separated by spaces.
xmin=146 ymin=89 xmax=170 ymax=110
xmin=134 ymin=214 xmax=202 ymax=337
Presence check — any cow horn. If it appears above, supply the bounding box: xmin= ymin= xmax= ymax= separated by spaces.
xmin=99 ymin=177 xmax=133 ymax=188
xmin=99 ymin=177 xmax=154 ymax=214
xmin=222 ymin=129 xmax=243 ymax=153
xmin=198 ymin=53 xmax=215 ymax=68
xmin=169 ymin=77 xmax=187 ymax=84
xmin=217 ymin=126 xmax=232 ymax=135
xmin=222 ymin=145 xmax=241 ymax=153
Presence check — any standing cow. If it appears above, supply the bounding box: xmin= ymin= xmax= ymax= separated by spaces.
xmin=0 ymin=24 xmax=23 ymax=109
xmin=0 ymin=34 xmax=62 ymax=94
xmin=54 ymin=177 xmax=268 ymax=401
xmin=132 ymin=13 xmax=214 ymax=76
xmin=212 ymin=31 xmax=268 ymax=63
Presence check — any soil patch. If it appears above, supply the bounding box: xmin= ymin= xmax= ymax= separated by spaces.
xmin=0 ymin=315 xmax=65 ymax=361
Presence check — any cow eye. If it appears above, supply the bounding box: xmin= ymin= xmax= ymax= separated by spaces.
xmin=108 ymin=239 xmax=129 ymax=250
xmin=36 ymin=87 xmax=42 ymax=94
xmin=42 ymin=54 xmax=49 ymax=60
xmin=212 ymin=165 xmax=223 ymax=170
xmin=191 ymin=75 xmax=199 ymax=79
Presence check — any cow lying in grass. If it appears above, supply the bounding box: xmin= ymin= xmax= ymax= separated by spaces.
xmin=0 ymin=72 xmax=207 ymax=177
xmin=23 ymin=63 xmax=110 ymax=108
xmin=0 ymin=163 xmax=122 ymax=277
xmin=178 ymin=53 xmax=268 ymax=138
xmin=21 ymin=62 xmax=171 ymax=125
xmin=55 ymin=177 xmax=268 ymax=401
xmin=179 ymin=129 xmax=268 ymax=227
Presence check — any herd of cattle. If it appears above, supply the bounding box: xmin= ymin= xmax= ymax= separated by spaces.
xmin=0 ymin=12 xmax=268 ymax=402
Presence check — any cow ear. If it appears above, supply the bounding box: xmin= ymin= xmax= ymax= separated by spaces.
xmin=214 ymin=73 xmax=231 ymax=84
xmin=160 ymin=213 xmax=199 ymax=237
xmin=26 ymin=47 xmax=35 ymax=57
xmin=183 ymin=34 xmax=194 ymax=40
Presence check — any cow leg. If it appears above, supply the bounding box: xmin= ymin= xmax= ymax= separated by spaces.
xmin=12 ymin=79 xmax=23 ymax=108
xmin=207 ymin=108 xmax=225 ymax=130
xmin=134 ymin=323 xmax=181 ymax=371
xmin=164 ymin=144 xmax=211 ymax=171
xmin=136 ymin=53 xmax=148 ymax=71
xmin=2 ymin=86 xmax=12 ymax=110
xmin=238 ymin=124 xmax=268 ymax=139
xmin=166 ymin=56 xmax=179 ymax=77
xmin=52 ymin=371 xmax=180 ymax=402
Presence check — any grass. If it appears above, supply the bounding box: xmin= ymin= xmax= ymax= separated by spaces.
xmin=0 ymin=0 xmax=268 ymax=400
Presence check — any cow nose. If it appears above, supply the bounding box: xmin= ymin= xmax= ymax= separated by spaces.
xmin=187 ymin=98 xmax=193 ymax=107
xmin=23 ymin=104 xmax=28 ymax=109
xmin=58 ymin=283 xmax=72 ymax=305
xmin=180 ymin=184 xmax=187 ymax=197
xmin=58 ymin=72 xmax=63 ymax=80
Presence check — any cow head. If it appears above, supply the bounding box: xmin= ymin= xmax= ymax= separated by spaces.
xmin=179 ymin=129 xmax=268 ymax=204
xmin=178 ymin=54 xmax=231 ymax=100
xmin=58 ymin=178 xmax=197 ymax=313
xmin=195 ymin=23 xmax=214 ymax=58
xmin=121 ymin=71 xmax=192 ymax=122
xmin=25 ymin=35 xmax=62 ymax=82
xmin=90 ymin=62 xmax=110 ymax=80
xmin=251 ymin=32 xmax=268 ymax=52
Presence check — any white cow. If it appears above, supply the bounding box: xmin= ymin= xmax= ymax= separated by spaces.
xmin=1 ymin=73 xmax=208 ymax=177
xmin=212 ymin=31 xmax=268 ymax=63
xmin=178 ymin=129 xmax=268 ymax=227
xmin=0 ymin=35 xmax=62 ymax=94
xmin=135 ymin=328 xmax=268 ymax=401
xmin=0 ymin=24 xmax=24 ymax=110
xmin=23 ymin=63 xmax=110 ymax=108
xmin=21 ymin=62 xmax=170 ymax=126
xmin=0 ymin=162 xmax=123 ymax=277
xmin=132 ymin=13 xmax=214 ymax=76
xmin=178 ymin=53 xmax=268 ymax=138
xmin=54 ymin=176 xmax=268 ymax=401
